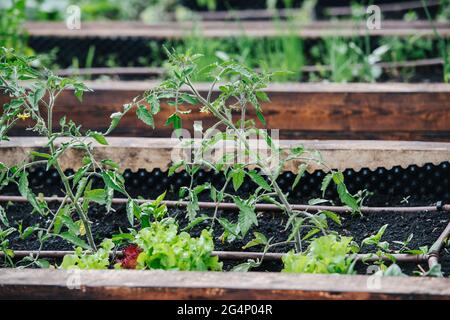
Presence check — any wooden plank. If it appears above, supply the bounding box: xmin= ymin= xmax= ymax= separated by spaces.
xmin=200 ymin=2 xmax=441 ymax=20
xmin=328 ymin=0 xmax=441 ymax=16
xmin=0 ymin=269 xmax=449 ymax=299
xmin=24 ymin=20 xmax=450 ymax=39
xmin=2 ymin=82 xmax=450 ymax=141
xmin=1 ymin=137 xmax=449 ymax=172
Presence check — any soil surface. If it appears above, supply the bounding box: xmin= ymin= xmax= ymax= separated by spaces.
xmin=1 ymin=163 xmax=449 ymax=275
xmin=3 ymin=199 xmax=449 ymax=275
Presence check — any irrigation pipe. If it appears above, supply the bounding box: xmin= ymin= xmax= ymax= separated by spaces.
xmin=0 ymin=250 xmax=429 ymax=263
xmin=427 ymin=221 xmax=450 ymax=269
xmin=1 ymin=195 xmax=449 ymax=214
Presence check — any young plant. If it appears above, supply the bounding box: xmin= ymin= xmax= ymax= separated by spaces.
xmin=125 ymin=49 xmax=361 ymax=254
xmin=282 ymin=234 xmax=359 ymax=274
xmin=0 ymin=0 xmax=30 ymax=55
xmin=422 ymin=0 xmax=450 ymax=83
xmin=380 ymin=35 xmax=433 ymax=81
xmin=169 ymin=32 xmax=305 ymax=83
xmin=310 ymin=37 xmax=389 ymax=83
xmin=361 ymin=224 xmax=436 ymax=275
xmin=114 ymin=197 xmax=222 ymax=271
xmin=0 ymin=226 xmax=15 ymax=267
xmin=122 ymin=219 xmax=222 ymax=271
xmin=60 ymin=239 xmax=115 ymax=270
xmin=0 ymin=48 xmax=137 ymax=263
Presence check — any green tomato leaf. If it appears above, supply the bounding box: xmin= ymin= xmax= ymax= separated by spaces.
xmin=231 ymin=259 xmax=260 ymax=272
xmin=35 ymin=259 xmax=50 ymax=269
xmin=255 ymin=91 xmax=270 ymax=102
xmin=336 ymin=183 xmax=359 ymax=213
xmin=231 ymin=168 xmax=245 ymax=191
xmin=146 ymin=94 xmax=160 ymax=114
xmin=256 ymin=109 xmax=266 ymax=126
xmin=89 ymin=131 xmax=108 ymax=145
xmin=0 ymin=205 xmax=9 ymax=227
xmin=137 ymin=105 xmax=155 ymax=128
xmin=20 ymin=225 xmax=37 ymax=240
xmin=31 ymin=86 xmax=45 ymax=108
xmin=242 ymin=232 xmax=268 ymax=249
xmin=106 ymin=103 xmax=132 ymax=135
xmin=181 ymin=215 xmax=210 ymax=232
xmin=234 ymin=197 xmax=258 ymax=237
xmin=84 ymin=189 xmax=107 ymax=205
xmin=322 ymin=210 xmax=342 ymax=226
xmin=19 ymin=171 xmax=44 ymax=215
xmin=30 ymin=151 xmax=51 ymax=159
xmin=101 ymin=171 xmax=126 ymax=195
xmin=126 ymin=199 xmax=141 ymax=226
xmin=321 ymin=173 xmax=333 ymax=197
xmin=292 ymin=164 xmax=307 ymax=189
xmin=59 ymin=232 xmax=91 ymax=250
xmin=247 ymin=170 xmax=271 ymax=191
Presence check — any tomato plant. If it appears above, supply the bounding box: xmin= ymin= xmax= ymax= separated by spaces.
xmin=0 ymin=48 xmax=140 ymax=266
xmin=127 ymin=49 xmax=362 ymax=258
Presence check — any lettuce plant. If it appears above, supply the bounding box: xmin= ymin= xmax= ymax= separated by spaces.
xmin=0 ymin=227 xmax=15 ymax=267
xmin=130 ymin=218 xmax=222 ymax=271
xmin=115 ymin=195 xmax=222 ymax=271
xmin=60 ymin=239 xmax=115 ymax=270
xmin=282 ymin=235 xmax=358 ymax=274
xmin=116 ymin=244 xmax=142 ymax=269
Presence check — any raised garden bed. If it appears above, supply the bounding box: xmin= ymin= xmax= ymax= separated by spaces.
xmin=24 ymin=21 xmax=450 ymax=39
xmin=22 ymin=19 xmax=450 ymax=79
xmin=1 ymin=46 xmax=450 ymax=300
xmin=1 ymin=138 xmax=450 ymax=298
xmin=191 ymin=0 xmax=443 ymax=21
xmin=2 ymin=82 xmax=450 ymax=141
xmin=1 ymin=269 xmax=450 ymax=300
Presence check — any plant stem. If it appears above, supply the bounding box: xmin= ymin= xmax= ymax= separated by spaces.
xmin=186 ymin=77 xmax=307 ymax=252
xmin=53 ymin=159 xmax=97 ymax=251
xmin=46 ymin=91 xmax=97 ymax=251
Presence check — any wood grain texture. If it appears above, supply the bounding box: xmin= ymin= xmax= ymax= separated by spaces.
xmin=0 ymin=269 xmax=449 ymax=300
xmin=2 ymin=82 xmax=450 ymax=141
xmin=24 ymin=21 xmax=450 ymax=39
xmin=1 ymin=137 xmax=449 ymax=172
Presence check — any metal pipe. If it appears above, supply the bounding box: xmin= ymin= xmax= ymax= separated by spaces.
xmin=0 ymin=250 xmax=429 ymax=263
xmin=328 ymin=0 xmax=440 ymax=16
xmin=427 ymin=221 xmax=450 ymax=270
xmin=428 ymin=255 xmax=440 ymax=270
xmin=429 ymin=221 xmax=450 ymax=255
xmin=0 ymin=195 xmax=448 ymax=214
xmin=424 ymin=221 xmax=450 ymax=270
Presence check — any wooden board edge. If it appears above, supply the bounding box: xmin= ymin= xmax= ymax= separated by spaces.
xmin=1 ymin=137 xmax=449 ymax=173
xmin=0 ymin=269 xmax=449 ymax=300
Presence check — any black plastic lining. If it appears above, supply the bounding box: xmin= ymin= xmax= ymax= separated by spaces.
xmin=14 ymin=161 xmax=450 ymax=203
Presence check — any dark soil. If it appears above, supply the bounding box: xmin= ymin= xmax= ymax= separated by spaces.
xmin=2 ymin=162 xmax=449 ymax=274
xmin=3 ymin=199 xmax=449 ymax=275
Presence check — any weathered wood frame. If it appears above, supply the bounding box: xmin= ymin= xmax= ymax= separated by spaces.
xmin=0 ymin=139 xmax=450 ymax=299
xmin=2 ymin=82 xmax=450 ymax=141
xmin=0 ymin=269 xmax=449 ymax=299
xmin=1 ymin=137 xmax=450 ymax=172
xmin=24 ymin=21 xmax=450 ymax=39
